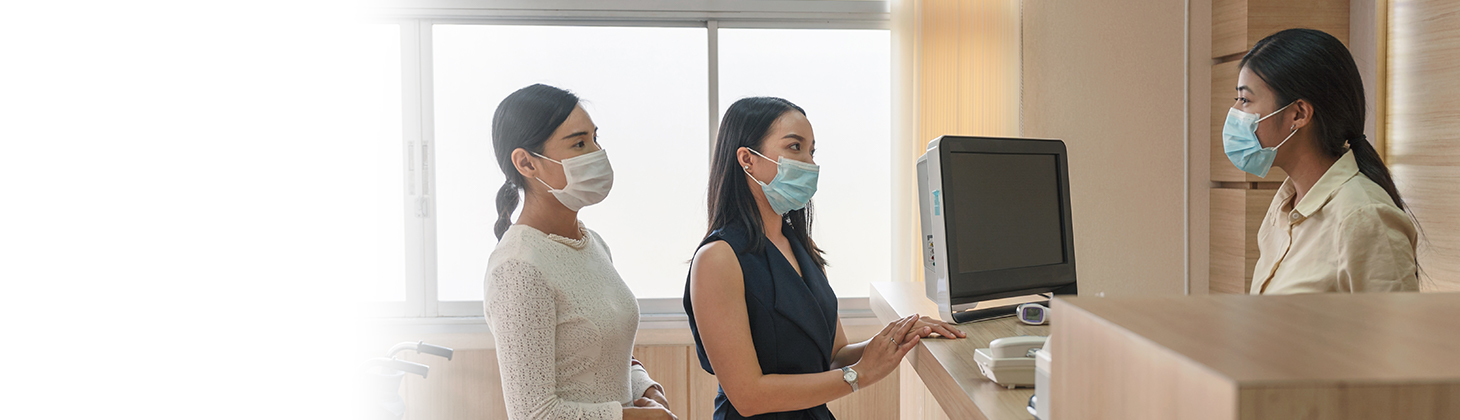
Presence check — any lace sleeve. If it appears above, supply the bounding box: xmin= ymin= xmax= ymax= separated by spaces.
xmin=629 ymin=363 xmax=661 ymax=402
xmin=486 ymin=259 xmax=622 ymax=420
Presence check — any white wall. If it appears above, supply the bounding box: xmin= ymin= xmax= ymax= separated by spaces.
xmin=1021 ymin=0 xmax=1191 ymax=296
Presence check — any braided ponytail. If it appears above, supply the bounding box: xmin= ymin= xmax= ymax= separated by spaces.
xmin=494 ymin=180 xmax=520 ymax=239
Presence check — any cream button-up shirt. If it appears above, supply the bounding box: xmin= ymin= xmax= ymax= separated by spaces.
xmin=1250 ymin=150 xmax=1418 ymax=294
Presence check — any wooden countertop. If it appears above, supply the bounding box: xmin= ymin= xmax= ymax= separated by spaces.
xmin=870 ymin=282 xmax=1049 ymax=420
xmin=1054 ymin=292 xmax=1460 ymax=386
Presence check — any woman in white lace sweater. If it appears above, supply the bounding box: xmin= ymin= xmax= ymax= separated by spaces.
xmin=483 ymin=84 xmax=676 ymax=420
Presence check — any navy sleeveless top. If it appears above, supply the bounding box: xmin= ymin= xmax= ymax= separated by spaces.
xmin=683 ymin=221 xmax=839 ymax=420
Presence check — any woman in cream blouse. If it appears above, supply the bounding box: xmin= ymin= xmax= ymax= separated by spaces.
xmin=1221 ymin=29 xmax=1419 ymax=294
xmin=483 ymin=84 xmax=677 ymax=420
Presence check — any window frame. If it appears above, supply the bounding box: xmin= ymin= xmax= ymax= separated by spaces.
xmin=367 ymin=2 xmax=891 ymax=321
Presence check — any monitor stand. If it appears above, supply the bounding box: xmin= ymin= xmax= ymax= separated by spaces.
xmin=950 ymin=300 xmax=1048 ymax=324
xmin=946 ymin=295 xmax=1051 ymax=324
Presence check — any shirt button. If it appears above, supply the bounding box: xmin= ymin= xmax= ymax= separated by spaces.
xmin=1290 ymin=212 xmax=1301 ymax=221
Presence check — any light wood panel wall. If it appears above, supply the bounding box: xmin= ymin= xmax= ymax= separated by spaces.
xmin=899 ymin=0 xmax=1020 ymax=285
xmin=1388 ymin=0 xmax=1460 ymax=292
xmin=1209 ymin=189 xmax=1247 ymax=294
xmin=1213 ymin=0 xmax=1351 ymax=59
xmin=1207 ymin=0 xmax=1347 ymax=293
xmin=1209 ymin=188 xmax=1280 ymax=294
xmin=397 ymin=346 xmax=900 ymax=420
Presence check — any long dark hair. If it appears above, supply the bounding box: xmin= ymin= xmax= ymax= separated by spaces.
xmin=1241 ymin=28 xmax=1406 ymax=210
xmin=490 ymin=84 xmax=579 ymax=239
xmin=706 ymin=97 xmax=826 ymax=268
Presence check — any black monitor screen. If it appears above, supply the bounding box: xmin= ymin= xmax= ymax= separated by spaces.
xmin=947 ymin=152 xmax=1065 ymax=274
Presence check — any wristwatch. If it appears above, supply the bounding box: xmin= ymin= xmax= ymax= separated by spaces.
xmin=840 ymin=366 xmax=860 ymax=392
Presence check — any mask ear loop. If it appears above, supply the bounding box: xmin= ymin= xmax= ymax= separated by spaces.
xmin=1259 ymin=102 xmax=1299 ymax=150
xmin=530 ymin=152 xmax=565 ymax=192
xmin=1270 ymin=124 xmax=1298 ymax=150
xmin=740 ymin=147 xmax=777 ymax=186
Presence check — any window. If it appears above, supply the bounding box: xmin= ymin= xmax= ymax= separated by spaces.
xmin=369 ymin=14 xmax=890 ymax=316
xmin=361 ymin=23 xmax=406 ymax=303
xmin=719 ymin=29 xmax=892 ymax=297
xmin=433 ymin=25 xmax=709 ymax=302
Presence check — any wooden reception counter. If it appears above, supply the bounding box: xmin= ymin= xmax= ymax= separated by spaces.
xmin=874 ymin=283 xmax=1460 ymax=420
xmin=870 ymin=282 xmax=1048 ymax=420
xmin=1051 ymin=292 xmax=1460 ymax=420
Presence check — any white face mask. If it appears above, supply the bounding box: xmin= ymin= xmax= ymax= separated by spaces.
xmin=532 ymin=148 xmax=613 ymax=212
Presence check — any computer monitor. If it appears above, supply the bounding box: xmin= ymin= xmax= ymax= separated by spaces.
xmin=917 ymin=135 xmax=1078 ymax=323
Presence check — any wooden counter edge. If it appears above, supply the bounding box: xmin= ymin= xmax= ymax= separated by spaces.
xmin=871 ymin=283 xmax=992 ymax=420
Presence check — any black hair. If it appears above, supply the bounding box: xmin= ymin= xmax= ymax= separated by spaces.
xmin=1241 ymin=28 xmax=1406 ymax=210
xmin=706 ymin=97 xmax=826 ymax=269
xmin=490 ymin=84 xmax=579 ymax=239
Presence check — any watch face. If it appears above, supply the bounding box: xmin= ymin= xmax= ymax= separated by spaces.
xmin=844 ymin=369 xmax=857 ymax=381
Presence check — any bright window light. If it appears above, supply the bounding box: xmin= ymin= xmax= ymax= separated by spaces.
xmin=718 ymin=28 xmax=893 ymax=298
xmin=363 ymin=23 xmax=406 ymax=303
xmin=433 ymin=25 xmax=709 ymax=301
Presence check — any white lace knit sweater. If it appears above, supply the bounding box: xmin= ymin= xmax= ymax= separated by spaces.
xmin=484 ymin=222 xmax=659 ymax=420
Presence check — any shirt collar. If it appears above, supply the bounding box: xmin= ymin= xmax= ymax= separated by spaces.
xmin=1293 ymin=150 xmax=1360 ymax=217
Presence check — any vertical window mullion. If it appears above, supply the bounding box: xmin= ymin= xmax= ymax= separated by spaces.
xmin=419 ymin=20 xmax=441 ymax=317
xmin=400 ymin=20 xmax=427 ymax=317
xmin=403 ymin=19 xmax=442 ymax=318
xmin=707 ymin=20 xmax=720 ymax=159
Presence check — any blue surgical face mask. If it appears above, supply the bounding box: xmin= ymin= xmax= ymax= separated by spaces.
xmin=1222 ymin=102 xmax=1297 ymax=178
xmin=742 ymin=147 xmax=819 ymax=215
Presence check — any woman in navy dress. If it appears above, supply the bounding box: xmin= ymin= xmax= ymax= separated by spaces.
xmin=683 ymin=97 xmax=966 ymax=419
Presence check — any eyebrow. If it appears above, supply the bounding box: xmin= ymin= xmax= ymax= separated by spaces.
xmin=1236 ymin=85 xmax=1253 ymax=94
xmin=560 ymin=126 xmax=598 ymax=140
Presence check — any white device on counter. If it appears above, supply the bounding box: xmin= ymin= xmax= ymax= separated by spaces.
xmin=1033 ymin=336 xmax=1053 ymax=419
xmin=1017 ymin=302 xmax=1050 ymax=325
xmin=973 ymin=335 xmax=1047 ymax=389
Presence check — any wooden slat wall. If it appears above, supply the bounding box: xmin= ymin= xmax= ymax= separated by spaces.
xmin=1209 ymin=189 xmax=1247 ymax=294
xmin=635 ymin=345 xmax=692 ymax=415
xmin=1209 ymin=188 xmax=1280 ymax=294
xmin=1212 ymin=0 xmax=1350 ymax=59
xmin=1388 ymin=0 xmax=1460 ymax=292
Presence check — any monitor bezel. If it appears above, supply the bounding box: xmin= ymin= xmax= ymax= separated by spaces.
xmin=935 ymin=135 xmax=1078 ymax=305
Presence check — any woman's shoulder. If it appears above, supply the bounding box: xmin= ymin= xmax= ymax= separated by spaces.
xmin=704 ymin=222 xmax=754 ymax=254
xmin=487 ymin=225 xmax=554 ymax=273
xmin=1333 ymin=174 xmax=1407 ymax=217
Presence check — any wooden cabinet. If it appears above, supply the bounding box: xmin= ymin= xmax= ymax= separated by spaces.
xmin=1051 ymin=293 xmax=1460 ymax=420
xmin=395 ymin=343 xmax=899 ymax=420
